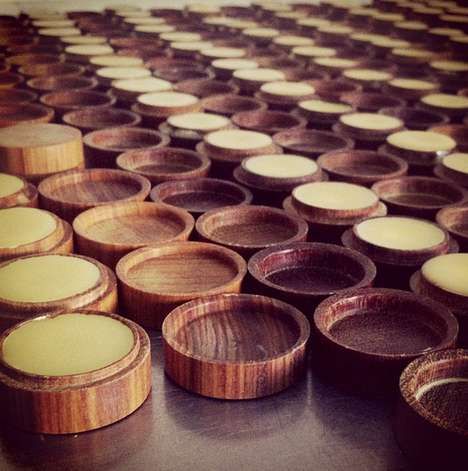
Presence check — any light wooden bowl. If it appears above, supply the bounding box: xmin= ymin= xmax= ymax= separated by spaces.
xmin=0 ymin=173 xmax=38 ymax=209
xmin=0 ymin=103 xmax=54 ymax=127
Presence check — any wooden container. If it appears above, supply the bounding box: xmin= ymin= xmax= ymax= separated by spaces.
xmin=7 ymin=53 xmax=61 ymax=69
xmin=38 ymin=168 xmax=151 ymax=223
xmin=395 ymin=349 xmax=468 ymax=471
xmin=73 ymin=201 xmax=194 ymax=268
xmin=196 ymin=205 xmax=308 ymax=257
xmin=419 ymin=93 xmax=468 ymax=122
xmin=341 ymin=91 xmax=406 ymax=112
xmin=163 ymin=293 xmax=309 ymax=399
xmin=254 ymin=81 xmax=316 ymax=111
xmin=436 ymin=204 xmax=468 ymax=251
xmin=371 ymin=176 xmax=466 ymax=219
xmin=201 ymin=93 xmax=267 ymax=117
xmin=248 ymin=242 xmax=376 ymax=318
xmin=342 ymin=68 xmax=393 ymax=91
xmin=64 ymin=44 xmax=114 ymax=64
xmin=379 ymin=106 xmax=450 ymax=131
xmin=150 ymin=177 xmax=252 ymax=216
xmin=0 ymin=123 xmax=84 ymax=184
xmin=313 ymin=288 xmax=458 ymax=394
xmin=0 ymin=310 xmax=151 ymax=434
xmin=317 ymin=150 xmax=408 ymax=187
xmin=0 ymin=253 xmax=117 ymax=331
xmin=342 ymin=215 xmax=456 ymax=289
xmin=95 ymin=66 xmax=151 ymax=88
xmin=0 ymin=173 xmax=37 ymax=209
xmin=294 ymin=98 xmax=353 ymax=130
xmin=231 ymin=67 xmax=286 ymax=95
xmin=27 ymin=76 xmax=97 ymax=93
xmin=210 ymin=58 xmax=257 ymax=80
xmin=0 ymin=104 xmax=54 ymax=127
xmin=231 ymin=110 xmax=306 ymax=135
xmin=429 ymin=124 xmax=468 ymax=152
xmin=382 ymin=78 xmax=440 ymax=102
xmin=312 ymin=79 xmax=362 ymax=102
xmin=0 ymin=89 xmax=37 ymax=105
xmin=175 ymin=78 xmax=238 ymax=98
xmin=272 ymin=129 xmax=354 ymax=159
xmin=18 ymin=62 xmax=84 ymax=77
xmin=116 ymin=241 xmax=247 ymax=329
xmin=411 ymin=253 xmax=468 ymax=346
xmin=155 ymin=67 xmax=213 ymax=83
xmin=0 ymin=73 xmax=24 ymax=89
xmin=434 ymin=153 xmax=468 ymax=188
xmin=83 ymin=127 xmax=169 ymax=168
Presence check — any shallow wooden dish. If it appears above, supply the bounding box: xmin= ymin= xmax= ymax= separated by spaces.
xmin=174 ymin=79 xmax=238 ymax=98
xmin=155 ymin=67 xmax=214 ymax=83
xmin=0 ymin=310 xmax=151 ymax=434
xmin=314 ymin=288 xmax=458 ymax=394
xmin=395 ymin=349 xmax=468 ymax=470
xmin=429 ymin=124 xmax=468 ymax=152
xmin=6 ymin=53 xmax=60 ymax=70
xmin=341 ymin=91 xmax=406 ymax=112
xmin=317 ymin=150 xmax=408 ymax=186
xmin=0 ymin=253 xmax=117 ymax=331
xmin=27 ymin=75 xmax=97 ymax=93
xmin=150 ymin=177 xmax=252 ymax=216
xmin=0 ymin=89 xmax=37 ymax=105
xmin=371 ymin=176 xmax=466 ymax=219
xmin=248 ymin=242 xmax=376 ymax=318
xmin=436 ymin=204 xmax=468 ymax=251
xmin=73 ymin=201 xmax=194 ymax=268
xmin=0 ymin=73 xmax=24 ymax=89
xmin=196 ymin=205 xmax=308 ymax=257
xmin=311 ymin=79 xmax=362 ymax=101
xmin=163 ymin=293 xmax=310 ymax=399
xmin=201 ymin=93 xmax=267 ymax=117
xmin=232 ymin=110 xmax=306 ymax=135
xmin=38 ymin=168 xmax=151 ymax=222
xmin=116 ymin=241 xmax=247 ymax=329
xmin=0 ymin=103 xmax=54 ymax=127
xmin=272 ymin=129 xmax=354 ymax=159
xmin=379 ymin=106 xmax=450 ymax=130
xmin=116 ymin=147 xmax=211 ymax=185
xmin=0 ymin=173 xmax=37 ymax=209
xmin=83 ymin=127 xmax=170 ymax=168
xmin=0 ymin=123 xmax=84 ymax=184
xmin=18 ymin=62 xmax=84 ymax=77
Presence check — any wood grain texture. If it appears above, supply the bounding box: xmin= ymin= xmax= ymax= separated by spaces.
xmin=116 ymin=241 xmax=247 ymax=329
xmin=201 ymin=93 xmax=267 ymax=117
xmin=163 ymin=293 xmax=310 ymax=399
xmin=0 ymin=310 xmax=152 ymax=434
xmin=232 ymin=110 xmax=307 ymax=135
xmin=0 ymin=176 xmax=37 ymax=209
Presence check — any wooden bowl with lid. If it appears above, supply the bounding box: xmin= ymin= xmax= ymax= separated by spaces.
xmin=18 ymin=61 xmax=84 ymax=77
xmin=311 ymin=79 xmax=362 ymax=101
xmin=429 ymin=124 xmax=468 ymax=152
xmin=434 ymin=152 xmax=468 ymax=188
xmin=419 ymin=93 xmax=468 ymax=122
xmin=294 ymin=98 xmax=353 ymax=130
xmin=0 ymin=103 xmax=54 ymax=127
xmin=201 ymin=93 xmax=267 ymax=117
xmin=0 ymin=173 xmax=37 ymax=209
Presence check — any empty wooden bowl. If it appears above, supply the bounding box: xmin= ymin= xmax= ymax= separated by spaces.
xmin=201 ymin=93 xmax=267 ymax=117
xmin=0 ymin=173 xmax=37 ymax=209
xmin=436 ymin=204 xmax=468 ymax=250
xmin=73 ymin=201 xmax=194 ymax=268
xmin=0 ymin=310 xmax=151 ymax=434
xmin=248 ymin=242 xmax=376 ymax=318
xmin=379 ymin=106 xmax=450 ymax=131
xmin=175 ymin=78 xmax=239 ymax=98
xmin=38 ymin=168 xmax=151 ymax=223
xmin=196 ymin=205 xmax=308 ymax=257
xmin=317 ymin=149 xmax=408 ymax=186
xmin=232 ymin=110 xmax=307 ymax=135
xmin=0 ymin=253 xmax=117 ymax=332
xmin=311 ymin=79 xmax=362 ymax=101
xmin=0 ymin=73 xmax=24 ymax=89
xmin=0 ymin=89 xmax=37 ymax=105
xmin=18 ymin=62 xmax=84 ymax=77
xmin=83 ymin=127 xmax=170 ymax=168
xmin=155 ymin=67 xmax=214 ymax=83
xmin=162 ymin=293 xmax=310 ymax=399
xmin=150 ymin=177 xmax=252 ymax=216
xmin=372 ymin=176 xmax=466 ymax=219
xmin=27 ymin=76 xmax=97 ymax=93
xmin=116 ymin=147 xmax=211 ymax=184
xmin=0 ymin=103 xmax=54 ymax=127
xmin=395 ymin=349 xmax=468 ymax=470
xmin=314 ymin=288 xmax=458 ymax=394
xmin=116 ymin=241 xmax=247 ymax=329
xmin=341 ymin=91 xmax=406 ymax=112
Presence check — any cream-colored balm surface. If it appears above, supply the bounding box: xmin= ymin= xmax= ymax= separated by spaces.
xmin=422 ymin=94 xmax=468 ymax=109
xmin=0 ymin=255 xmax=100 ymax=303
xmin=356 ymin=217 xmax=446 ymax=250
xmin=340 ymin=113 xmax=403 ymax=131
xmin=168 ymin=112 xmax=229 ymax=131
xmin=202 ymin=48 xmax=246 ymax=59
xmin=97 ymin=67 xmax=151 ymax=80
xmin=343 ymin=69 xmax=392 ymax=81
xmin=212 ymin=58 xmax=258 ymax=71
xmin=0 ymin=173 xmax=24 ymax=197
xmin=313 ymin=57 xmax=358 ymax=68
xmin=206 ymin=129 xmax=272 ymax=150
xmin=292 ymin=46 xmax=336 ymax=58
xmin=138 ymin=92 xmax=198 ymax=108
xmin=430 ymin=60 xmax=468 ymax=72
xmin=0 ymin=208 xmax=57 ymax=249
xmin=65 ymin=45 xmax=114 ymax=56
xmin=244 ymin=154 xmax=318 ymax=178
xmin=160 ymin=32 xmax=202 ymax=42
xmin=422 ymin=253 xmax=468 ymax=296
xmin=442 ymin=153 xmax=468 ymax=174
xmin=2 ymin=313 xmax=134 ymax=376
xmin=293 ymin=182 xmax=378 ymax=211
xmin=389 ymin=78 xmax=436 ymax=90
xmin=171 ymin=41 xmax=213 ymax=52
xmin=299 ymin=99 xmax=352 ymax=114
xmin=387 ymin=131 xmax=456 ymax=153
xmin=260 ymin=81 xmax=315 ymax=97
xmin=113 ymin=77 xmax=172 ymax=93
xmin=273 ymin=35 xmax=314 ymax=47
xmin=90 ymin=55 xmax=143 ymax=67
xmin=233 ymin=68 xmax=285 ymax=82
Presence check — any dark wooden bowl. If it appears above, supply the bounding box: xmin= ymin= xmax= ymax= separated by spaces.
xmin=294 ymin=98 xmax=354 ymax=130
xmin=382 ymin=77 xmax=440 ymax=102
xmin=201 ymin=93 xmax=267 ymax=117
xmin=395 ymin=349 xmax=468 ymax=470
xmin=254 ymin=81 xmax=316 ymax=111
xmin=0 ymin=72 xmax=24 ymax=89
xmin=83 ymin=127 xmax=170 ymax=168
xmin=18 ymin=62 xmax=84 ymax=77
xmin=429 ymin=124 xmax=468 ymax=152
xmin=150 ymin=177 xmax=252 ymax=216
xmin=0 ymin=88 xmax=37 ymax=105
xmin=379 ymin=106 xmax=450 ymax=130
xmin=419 ymin=93 xmax=468 ymax=122
xmin=341 ymin=91 xmax=406 ymax=112
xmin=175 ymin=78 xmax=239 ymax=98
xmin=436 ymin=204 xmax=468 ymax=251
xmin=311 ymin=79 xmax=362 ymax=101
xmin=0 ymin=104 xmax=54 ymax=127
xmin=27 ymin=76 xmax=97 ymax=93
xmin=232 ymin=110 xmax=307 ymax=135
xmin=372 ymin=176 xmax=466 ymax=219
xmin=6 ymin=53 xmax=61 ymax=69
xmin=248 ymin=242 xmax=377 ymax=318
xmin=162 ymin=293 xmax=310 ymax=399
xmin=434 ymin=153 xmax=468 ymax=188
xmin=314 ymin=288 xmax=458 ymax=394
xmin=155 ymin=67 xmax=214 ymax=83
xmin=196 ymin=205 xmax=308 ymax=257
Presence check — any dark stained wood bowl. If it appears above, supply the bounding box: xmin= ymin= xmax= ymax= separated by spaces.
xmin=0 ymin=89 xmax=37 ymax=105
xmin=314 ymin=288 xmax=458 ymax=394
xmin=18 ymin=62 xmax=84 ymax=77
xmin=248 ymin=242 xmax=377 ymax=318
xmin=0 ymin=72 xmax=24 ymax=89
xmin=27 ymin=76 xmax=97 ymax=93
xmin=0 ymin=104 xmax=54 ymax=127
xmin=311 ymin=79 xmax=363 ymax=101
xmin=232 ymin=109 xmax=306 ymax=135
xmin=379 ymin=105 xmax=450 ymax=130
xmin=201 ymin=93 xmax=267 ymax=117
xmin=436 ymin=204 xmax=468 ymax=251
xmin=150 ymin=177 xmax=252 ymax=216
xmin=162 ymin=293 xmax=310 ymax=399
xmin=175 ymin=78 xmax=239 ymax=98
xmin=155 ymin=67 xmax=214 ymax=83
xmin=341 ymin=91 xmax=406 ymax=112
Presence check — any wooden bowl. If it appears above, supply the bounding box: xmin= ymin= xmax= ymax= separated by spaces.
xmin=419 ymin=93 xmax=468 ymax=122
xmin=0 ymin=173 xmax=37 ymax=209
xmin=201 ymin=93 xmax=267 ymax=117
xmin=174 ymin=78 xmax=239 ymax=98
xmin=341 ymin=91 xmax=406 ymax=112
xmin=116 ymin=241 xmax=247 ymax=329
xmin=116 ymin=147 xmax=211 ymax=184
xmin=0 ymin=310 xmax=151 ymax=434
xmin=150 ymin=177 xmax=252 ymax=216
xmin=317 ymin=149 xmax=408 ymax=186
xmin=0 ymin=123 xmax=84 ymax=184
xmin=196 ymin=205 xmax=308 ymax=257
xmin=379 ymin=106 xmax=450 ymax=130
xmin=18 ymin=62 xmax=84 ymax=77
xmin=38 ymin=168 xmax=151 ymax=222
xmin=155 ymin=67 xmax=213 ymax=83
xmin=73 ymin=201 xmax=194 ymax=268
xmin=311 ymin=79 xmax=362 ymax=101
xmin=0 ymin=253 xmax=117 ymax=332
xmin=0 ymin=73 xmax=24 ymax=89
xmin=395 ymin=349 xmax=468 ymax=470
xmin=83 ymin=127 xmax=170 ymax=168
xmin=0 ymin=89 xmax=37 ymax=105
xmin=254 ymin=81 xmax=316 ymax=111
xmin=434 ymin=152 xmax=468 ymax=188
xmin=0 ymin=206 xmax=72 ymax=261
xmin=272 ymin=129 xmax=354 ymax=159
xmin=232 ymin=110 xmax=306 ymax=135
xmin=294 ymin=98 xmax=353 ymax=130
xmin=162 ymin=293 xmax=310 ymax=399
xmin=27 ymin=76 xmax=97 ymax=93
xmin=6 ymin=53 xmax=61 ymax=70
xmin=429 ymin=124 xmax=468 ymax=152
xmin=314 ymin=288 xmax=458 ymax=394
xmin=436 ymin=204 xmax=468 ymax=251
xmin=372 ymin=176 xmax=466 ymax=219
xmin=0 ymin=104 xmax=54 ymax=127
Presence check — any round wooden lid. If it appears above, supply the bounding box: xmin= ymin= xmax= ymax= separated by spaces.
xmin=212 ymin=58 xmax=257 ymax=71
xmin=260 ymin=81 xmax=315 ymax=97
xmin=421 ymin=93 xmax=468 ymax=109
xmin=65 ymin=45 xmax=114 ymax=56
xmin=39 ymin=27 xmax=81 ymax=37
xmin=292 ymin=46 xmax=337 ymax=57
xmin=61 ymin=35 xmax=107 ymax=45
xmin=160 ymin=32 xmax=202 ymax=42
xmin=135 ymin=24 xmax=175 ymax=33
xmin=299 ymin=99 xmax=352 ymax=114
xmin=201 ymin=47 xmax=246 ymax=59
xmin=388 ymin=78 xmax=437 ymax=90
xmin=343 ymin=69 xmax=392 ymax=81
xmin=90 ymin=55 xmax=143 ymax=67
xmin=137 ymin=91 xmax=198 ymax=108
xmin=273 ymin=35 xmax=314 ymax=47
